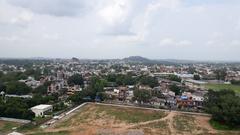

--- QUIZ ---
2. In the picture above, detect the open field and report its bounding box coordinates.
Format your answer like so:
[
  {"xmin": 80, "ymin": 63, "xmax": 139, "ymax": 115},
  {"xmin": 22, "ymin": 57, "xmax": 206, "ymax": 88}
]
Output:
[
  {"xmin": 24, "ymin": 103, "xmax": 240, "ymax": 135},
  {"xmin": 0, "ymin": 120, "xmax": 23, "ymax": 134},
  {"xmin": 205, "ymin": 84, "xmax": 240, "ymax": 93}
]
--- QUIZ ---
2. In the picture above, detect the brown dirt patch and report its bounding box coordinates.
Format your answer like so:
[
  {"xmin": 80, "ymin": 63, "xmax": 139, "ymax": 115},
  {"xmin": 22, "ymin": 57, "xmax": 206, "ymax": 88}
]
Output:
[{"xmin": 29, "ymin": 104, "xmax": 240, "ymax": 135}]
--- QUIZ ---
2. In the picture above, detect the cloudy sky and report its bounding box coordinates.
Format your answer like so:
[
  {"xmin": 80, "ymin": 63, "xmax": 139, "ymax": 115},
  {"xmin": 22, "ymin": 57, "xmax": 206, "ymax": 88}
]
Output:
[{"xmin": 0, "ymin": 0, "xmax": 240, "ymax": 61}]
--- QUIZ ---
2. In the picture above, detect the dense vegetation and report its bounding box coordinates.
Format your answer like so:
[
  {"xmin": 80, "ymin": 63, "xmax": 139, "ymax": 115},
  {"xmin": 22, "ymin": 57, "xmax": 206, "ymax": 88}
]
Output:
[
  {"xmin": 169, "ymin": 84, "xmax": 182, "ymax": 95},
  {"xmin": 204, "ymin": 90, "xmax": 240, "ymax": 128},
  {"xmin": 193, "ymin": 74, "xmax": 200, "ymax": 80},
  {"xmin": 105, "ymin": 74, "xmax": 136, "ymax": 86},
  {"xmin": 133, "ymin": 89, "xmax": 151, "ymax": 103},
  {"xmin": 230, "ymin": 79, "xmax": 240, "ymax": 85},
  {"xmin": 168, "ymin": 75, "xmax": 182, "ymax": 82},
  {"xmin": 67, "ymin": 74, "xmax": 84, "ymax": 86},
  {"xmin": 138, "ymin": 76, "xmax": 159, "ymax": 88},
  {"xmin": 6, "ymin": 81, "xmax": 32, "ymax": 95},
  {"xmin": 214, "ymin": 69, "xmax": 227, "ymax": 81},
  {"xmin": 69, "ymin": 76, "xmax": 107, "ymax": 104},
  {"xmin": 0, "ymin": 94, "xmax": 59, "ymax": 120}
]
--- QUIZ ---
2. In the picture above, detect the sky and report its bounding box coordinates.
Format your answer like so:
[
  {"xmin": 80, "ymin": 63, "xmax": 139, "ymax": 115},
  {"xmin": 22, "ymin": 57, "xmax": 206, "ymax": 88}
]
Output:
[{"xmin": 0, "ymin": 0, "xmax": 240, "ymax": 61}]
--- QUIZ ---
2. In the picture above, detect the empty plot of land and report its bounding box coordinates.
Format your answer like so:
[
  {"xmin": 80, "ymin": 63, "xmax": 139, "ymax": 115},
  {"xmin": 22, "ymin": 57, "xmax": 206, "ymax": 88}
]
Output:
[
  {"xmin": 0, "ymin": 120, "xmax": 23, "ymax": 134},
  {"xmin": 26, "ymin": 103, "xmax": 240, "ymax": 135}
]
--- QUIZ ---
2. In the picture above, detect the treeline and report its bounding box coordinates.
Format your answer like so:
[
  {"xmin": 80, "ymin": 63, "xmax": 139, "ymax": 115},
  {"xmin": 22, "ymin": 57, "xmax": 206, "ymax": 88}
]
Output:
[
  {"xmin": 230, "ymin": 80, "xmax": 240, "ymax": 85},
  {"xmin": 0, "ymin": 59, "xmax": 50, "ymax": 66},
  {"xmin": 104, "ymin": 74, "xmax": 159, "ymax": 88},
  {"xmin": 204, "ymin": 89, "xmax": 240, "ymax": 128},
  {"xmin": 0, "ymin": 94, "xmax": 59, "ymax": 120},
  {"xmin": 68, "ymin": 74, "xmax": 159, "ymax": 104}
]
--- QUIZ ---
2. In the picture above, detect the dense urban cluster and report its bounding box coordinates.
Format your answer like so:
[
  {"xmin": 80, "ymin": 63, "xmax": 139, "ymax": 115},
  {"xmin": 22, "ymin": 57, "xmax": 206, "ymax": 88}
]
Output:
[{"xmin": 0, "ymin": 57, "xmax": 239, "ymax": 128}]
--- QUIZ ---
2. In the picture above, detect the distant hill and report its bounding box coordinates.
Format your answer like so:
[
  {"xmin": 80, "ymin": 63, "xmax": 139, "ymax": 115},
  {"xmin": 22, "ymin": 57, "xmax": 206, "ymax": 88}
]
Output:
[
  {"xmin": 72, "ymin": 57, "xmax": 80, "ymax": 62},
  {"xmin": 122, "ymin": 56, "xmax": 175, "ymax": 65},
  {"xmin": 123, "ymin": 56, "xmax": 150, "ymax": 63}
]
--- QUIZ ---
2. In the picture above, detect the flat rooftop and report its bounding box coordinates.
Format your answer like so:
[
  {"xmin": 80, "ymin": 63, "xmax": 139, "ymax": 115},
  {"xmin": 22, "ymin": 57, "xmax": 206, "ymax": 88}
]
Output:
[{"xmin": 31, "ymin": 104, "xmax": 52, "ymax": 110}]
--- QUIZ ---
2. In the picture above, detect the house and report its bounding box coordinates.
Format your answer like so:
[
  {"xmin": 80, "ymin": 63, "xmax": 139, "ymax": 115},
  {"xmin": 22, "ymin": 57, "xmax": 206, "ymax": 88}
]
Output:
[
  {"xmin": 176, "ymin": 95, "xmax": 193, "ymax": 108},
  {"xmin": 47, "ymin": 81, "xmax": 65, "ymax": 94},
  {"xmin": 31, "ymin": 104, "xmax": 53, "ymax": 117},
  {"xmin": 19, "ymin": 77, "xmax": 41, "ymax": 89},
  {"xmin": 150, "ymin": 97, "xmax": 166, "ymax": 107},
  {"xmin": 67, "ymin": 85, "xmax": 82, "ymax": 95}
]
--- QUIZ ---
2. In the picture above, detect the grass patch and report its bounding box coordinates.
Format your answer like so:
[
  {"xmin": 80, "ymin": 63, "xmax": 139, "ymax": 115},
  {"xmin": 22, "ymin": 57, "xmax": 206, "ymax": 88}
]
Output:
[
  {"xmin": 28, "ymin": 131, "xmax": 69, "ymax": 135},
  {"xmin": 209, "ymin": 119, "xmax": 239, "ymax": 131},
  {"xmin": 205, "ymin": 84, "xmax": 240, "ymax": 93},
  {"xmin": 173, "ymin": 115, "xmax": 195, "ymax": 132},
  {"xmin": 17, "ymin": 117, "xmax": 51, "ymax": 132},
  {"xmin": 0, "ymin": 121, "xmax": 22, "ymax": 134}
]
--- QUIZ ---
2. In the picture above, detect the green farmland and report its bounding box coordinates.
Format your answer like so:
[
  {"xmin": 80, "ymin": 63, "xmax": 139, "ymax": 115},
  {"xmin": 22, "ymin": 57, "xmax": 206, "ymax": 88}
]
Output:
[{"xmin": 205, "ymin": 84, "xmax": 240, "ymax": 93}]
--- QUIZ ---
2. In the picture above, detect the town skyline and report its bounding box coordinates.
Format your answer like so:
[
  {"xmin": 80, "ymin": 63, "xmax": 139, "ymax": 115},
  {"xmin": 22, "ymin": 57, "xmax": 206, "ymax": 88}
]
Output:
[{"xmin": 1, "ymin": 0, "xmax": 240, "ymax": 61}]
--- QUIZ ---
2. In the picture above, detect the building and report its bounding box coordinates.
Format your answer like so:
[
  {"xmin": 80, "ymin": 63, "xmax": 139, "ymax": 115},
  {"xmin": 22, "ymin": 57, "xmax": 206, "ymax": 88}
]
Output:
[
  {"xmin": 184, "ymin": 79, "xmax": 207, "ymax": 90},
  {"xmin": 31, "ymin": 104, "xmax": 53, "ymax": 117}
]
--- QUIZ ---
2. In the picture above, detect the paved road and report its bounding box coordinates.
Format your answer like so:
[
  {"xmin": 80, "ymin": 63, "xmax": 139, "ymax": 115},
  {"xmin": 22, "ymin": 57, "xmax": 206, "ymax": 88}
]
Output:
[{"xmin": 41, "ymin": 103, "xmax": 88, "ymax": 128}]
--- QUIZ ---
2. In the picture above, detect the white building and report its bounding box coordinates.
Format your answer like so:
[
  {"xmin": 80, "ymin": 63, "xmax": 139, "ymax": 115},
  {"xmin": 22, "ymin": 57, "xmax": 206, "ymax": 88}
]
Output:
[{"xmin": 31, "ymin": 104, "xmax": 53, "ymax": 117}]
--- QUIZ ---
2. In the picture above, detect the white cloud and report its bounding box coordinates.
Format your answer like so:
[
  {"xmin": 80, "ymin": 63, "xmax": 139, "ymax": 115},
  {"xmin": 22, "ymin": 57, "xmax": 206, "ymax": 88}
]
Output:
[
  {"xmin": 0, "ymin": 36, "xmax": 22, "ymax": 41},
  {"xmin": 10, "ymin": 11, "xmax": 33, "ymax": 24},
  {"xmin": 176, "ymin": 40, "xmax": 192, "ymax": 47},
  {"xmin": 98, "ymin": 0, "xmax": 131, "ymax": 25},
  {"xmin": 0, "ymin": 0, "xmax": 240, "ymax": 60},
  {"xmin": 42, "ymin": 33, "xmax": 60, "ymax": 40},
  {"xmin": 231, "ymin": 40, "xmax": 240, "ymax": 46},
  {"xmin": 159, "ymin": 38, "xmax": 192, "ymax": 47}
]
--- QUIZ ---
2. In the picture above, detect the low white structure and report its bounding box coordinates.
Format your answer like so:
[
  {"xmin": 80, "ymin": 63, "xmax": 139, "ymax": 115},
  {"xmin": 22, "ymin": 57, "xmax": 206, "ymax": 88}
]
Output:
[
  {"xmin": 31, "ymin": 104, "xmax": 53, "ymax": 117},
  {"xmin": 8, "ymin": 132, "xmax": 24, "ymax": 135}
]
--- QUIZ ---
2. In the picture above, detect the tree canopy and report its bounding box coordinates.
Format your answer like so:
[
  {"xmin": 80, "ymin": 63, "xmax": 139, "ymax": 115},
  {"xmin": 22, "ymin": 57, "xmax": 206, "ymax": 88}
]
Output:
[
  {"xmin": 133, "ymin": 89, "xmax": 152, "ymax": 103},
  {"xmin": 67, "ymin": 74, "xmax": 84, "ymax": 86},
  {"xmin": 6, "ymin": 81, "xmax": 32, "ymax": 95},
  {"xmin": 169, "ymin": 84, "xmax": 182, "ymax": 95},
  {"xmin": 204, "ymin": 89, "xmax": 240, "ymax": 127},
  {"xmin": 139, "ymin": 76, "xmax": 159, "ymax": 88},
  {"xmin": 214, "ymin": 69, "xmax": 227, "ymax": 81},
  {"xmin": 105, "ymin": 74, "xmax": 136, "ymax": 86},
  {"xmin": 168, "ymin": 75, "xmax": 182, "ymax": 82},
  {"xmin": 193, "ymin": 74, "xmax": 200, "ymax": 80}
]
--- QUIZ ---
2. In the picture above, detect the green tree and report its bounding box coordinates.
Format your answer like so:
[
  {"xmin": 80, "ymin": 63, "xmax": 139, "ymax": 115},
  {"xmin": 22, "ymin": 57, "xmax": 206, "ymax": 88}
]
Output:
[
  {"xmin": 193, "ymin": 74, "xmax": 200, "ymax": 80},
  {"xmin": 6, "ymin": 81, "xmax": 32, "ymax": 95},
  {"xmin": 67, "ymin": 74, "xmax": 84, "ymax": 86},
  {"xmin": 25, "ymin": 69, "xmax": 42, "ymax": 80},
  {"xmin": 0, "ymin": 71, "xmax": 3, "ymax": 78},
  {"xmin": 169, "ymin": 84, "xmax": 182, "ymax": 95},
  {"xmin": 204, "ymin": 90, "xmax": 240, "ymax": 127},
  {"xmin": 88, "ymin": 76, "xmax": 106, "ymax": 98},
  {"xmin": 188, "ymin": 67, "xmax": 196, "ymax": 74},
  {"xmin": 0, "ymin": 81, "xmax": 6, "ymax": 91},
  {"xmin": 34, "ymin": 85, "xmax": 47, "ymax": 95},
  {"xmin": 139, "ymin": 76, "xmax": 158, "ymax": 88},
  {"xmin": 133, "ymin": 89, "xmax": 152, "ymax": 103},
  {"xmin": 168, "ymin": 75, "xmax": 181, "ymax": 82},
  {"xmin": 214, "ymin": 69, "xmax": 227, "ymax": 80},
  {"xmin": 230, "ymin": 80, "xmax": 240, "ymax": 85}
]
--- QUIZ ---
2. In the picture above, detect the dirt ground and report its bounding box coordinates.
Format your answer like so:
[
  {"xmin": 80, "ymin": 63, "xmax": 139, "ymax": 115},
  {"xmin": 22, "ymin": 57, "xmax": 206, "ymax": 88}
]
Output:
[
  {"xmin": 0, "ymin": 120, "xmax": 22, "ymax": 135},
  {"xmin": 27, "ymin": 104, "xmax": 240, "ymax": 135}
]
